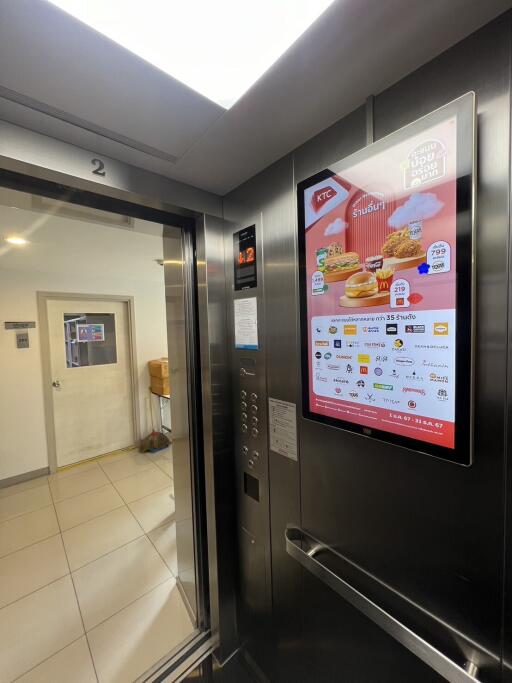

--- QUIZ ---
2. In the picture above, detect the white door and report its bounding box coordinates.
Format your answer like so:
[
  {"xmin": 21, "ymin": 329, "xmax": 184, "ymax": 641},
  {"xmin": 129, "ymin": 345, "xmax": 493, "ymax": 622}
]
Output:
[{"xmin": 46, "ymin": 297, "xmax": 135, "ymax": 467}]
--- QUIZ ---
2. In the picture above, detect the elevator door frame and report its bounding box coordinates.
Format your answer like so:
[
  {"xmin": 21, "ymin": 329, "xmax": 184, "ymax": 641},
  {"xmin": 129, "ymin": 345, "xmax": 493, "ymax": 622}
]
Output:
[{"xmin": 0, "ymin": 166, "xmax": 213, "ymax": 676}]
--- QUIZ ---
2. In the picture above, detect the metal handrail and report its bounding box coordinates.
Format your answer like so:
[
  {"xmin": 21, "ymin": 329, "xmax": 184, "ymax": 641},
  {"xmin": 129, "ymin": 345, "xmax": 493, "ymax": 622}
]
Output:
[{"xmin": 285, "ymin": 527, "xmax": 480, "ymax": 683}]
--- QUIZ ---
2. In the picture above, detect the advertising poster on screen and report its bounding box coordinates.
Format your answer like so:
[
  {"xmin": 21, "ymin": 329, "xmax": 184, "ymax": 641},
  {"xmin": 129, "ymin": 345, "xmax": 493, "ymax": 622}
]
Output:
[{"xmin": 304, "ymin": 117, "xmax": 457, "ymax": 448}]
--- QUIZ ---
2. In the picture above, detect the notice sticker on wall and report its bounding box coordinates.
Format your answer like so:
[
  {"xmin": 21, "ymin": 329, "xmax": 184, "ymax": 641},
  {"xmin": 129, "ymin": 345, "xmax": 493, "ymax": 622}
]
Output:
[
  {"xmin": 234, "ymin": 297, "xmax": 258, "ymax": 350},
  {"xmin": 76, "ymin": 323, "xmax": 105, "ymax": 342},
  {"xmin": 269, "ymin": 397, "xmax": 297, "ymax": 461}
]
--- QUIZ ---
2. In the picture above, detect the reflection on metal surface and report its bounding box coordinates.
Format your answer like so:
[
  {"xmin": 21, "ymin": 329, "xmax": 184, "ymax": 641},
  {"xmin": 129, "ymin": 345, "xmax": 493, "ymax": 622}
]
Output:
[
  {"xmin": 196, "ymin": 214, "xmax": 239, "ymax": 662},
  {"xmin": 464, "ymin": 661, "xmax": 479, "ymax": 678},
  {"xmin": 163, "ymin": 227, "xmax": 197, "ymax": 623},
  {"xmin": 286, "ymin": 527, "xmax": 479, "ymax": 683}
]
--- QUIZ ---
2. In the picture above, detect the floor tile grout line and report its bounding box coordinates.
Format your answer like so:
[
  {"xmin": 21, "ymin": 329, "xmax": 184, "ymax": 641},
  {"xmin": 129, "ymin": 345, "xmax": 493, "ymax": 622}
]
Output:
[
  {"xmin": 0, "ymin": 520, "xmax": 177, "ymax": 611},
  {"xmin": 67, "ymin": 511, "xmax": 174, "ymax": 573},
  {"xmin": 53, "ymin": 486, "xmax": 174, "ymax": 544},
  {"xmin": 126, "ymin": 504, "xmax": 176, "ymax": 535},
  {"xmin": 0, "ymin": 532, "xmax": 60, "ymax": 562},
  {"xmin": 51, "ymin": 450, "xmax": 171, "ymax": 508},
  {"xmin": 50, "ymin": 478, "xmax": 112, "ymax": 504},
  {"xmin": 98, "ymin": 453, "xmax": 154, "ymax": 483},
  {"xmin": 67, "ymin": 513, "xmax": 145, "ymax": 572},
  {"xmin": 70, "ymin": 573, "xmax": 101, "ymax": 683},
  {"xmin": 49, "ymin": 477, "xmax": 101, "ymax": 683},
  {"xmin": 2, "ymin": 451, "xmax": 175, "ymax": 682},
  {"xmin": 0, "ymin": 484, "xmax": 173, "ymax": 559},
  {"xmin": 115, "ymin": 480, "xmax": 173, "ymax": 507},
  {"xmin": 66, "ymin": 505, "xmax": 174, "ymax": 576},
  {"xmin": 153, "ymin": 460, "xmax": 174, "ymax": 480},
  {"xmin": 48, "ymin": 446, "xmax": 139, "ymax": 478},
  {"xmin": 144, "ymin": 524, "xmax": 177, "ymax": 579},
  {"xmin": 91, "ymin": 452, "xmax": 174, "ymax": 492},
  {"xmin": 0, "ymin": 452, "xmax": 171, "ymax": 681},
  {"xmin": 85, "ymin": 572, "xmax": 176, "ymax": 635},
  {"xmin": 128, "ymin": 485, "xmax": 175, "ymax": 506},
  {"xmin": 10, "ymin": 634, "xmax": 89, "ymax": 683},
  {"xmin": 0, "ymin": 516, "xmax": 60, "ymax": 561},
  {"xmin": 53, "ymin": 481, "xmax": 120, "ymax": 508},
  {"xmin": 0, "ymin": 448, "xmax": 172, "ymax": 503},
  {"xmin": 100, "ymin": 463, "xmax": 160, "ymax": 483},
  {"xmin": 0, "ymin": 495, "xmax": 53, "ymax": 525},
  {"xmin": 59, "ymin": 500, "xmax": 125, "ymax": 533},
  {"xmin": 97, "ymin": 447, "xmax": 172, "ymax": 473},
  {"xmin": 53, "ymin": 476, "xmax": 172, "ymax": 534},
  {"xmin": 0, "ymin": 570, "xmax": 71, "ymax": 613},
  {"xmin": 117, "ymin": 466, "xmax": 171, "ymax": 485},
  {"xmin": 48, "ymin": 460, "xmax": 104, "ymax": 480},
  {"xmin": 0, "ymin": 480, "xmax": 50, "ymax": 501},
  {"xmin": 96, "ymin": 451, "xmax": 174, "ymax": 508}
]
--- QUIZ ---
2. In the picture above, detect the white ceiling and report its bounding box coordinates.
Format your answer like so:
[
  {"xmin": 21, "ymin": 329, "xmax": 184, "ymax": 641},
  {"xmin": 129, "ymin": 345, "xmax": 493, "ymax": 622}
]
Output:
[{"xmin": 0, "ymin": 0, "xmax": 511, "ymax": 196}]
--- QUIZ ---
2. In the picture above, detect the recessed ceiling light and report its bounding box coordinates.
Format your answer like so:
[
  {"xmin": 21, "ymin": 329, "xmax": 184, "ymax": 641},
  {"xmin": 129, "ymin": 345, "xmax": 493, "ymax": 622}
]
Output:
[
  {"xmin": 5, "ymin": 236, "xmax": 29, "ymax": 246},
  {"xmin": 47, "ymin": 0, "xmax": 335, "ymax": 108}
]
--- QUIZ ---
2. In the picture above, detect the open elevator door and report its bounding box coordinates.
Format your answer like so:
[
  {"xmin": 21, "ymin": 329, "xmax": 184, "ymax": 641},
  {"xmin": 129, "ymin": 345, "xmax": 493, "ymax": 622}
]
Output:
[{"xmin": 0, "ymin": 166, "xmax": 215, "ymax": 682}]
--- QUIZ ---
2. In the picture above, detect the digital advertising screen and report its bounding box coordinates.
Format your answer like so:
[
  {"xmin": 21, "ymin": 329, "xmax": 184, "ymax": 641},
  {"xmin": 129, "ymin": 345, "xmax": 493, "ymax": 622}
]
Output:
[
  {"xmin": 234, "ymin": 225, "xmax": 257, "ymax": 291},
  {"xmin": 297, "ymin": 94, "xmax": 475, "ymax": 464}
]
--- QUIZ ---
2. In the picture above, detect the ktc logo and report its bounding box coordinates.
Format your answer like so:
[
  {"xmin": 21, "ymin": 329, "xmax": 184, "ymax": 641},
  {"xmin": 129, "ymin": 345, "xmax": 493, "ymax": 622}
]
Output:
[{"xmin": 311, "ymin": 186, "xmax": 337, "ymax": 212}]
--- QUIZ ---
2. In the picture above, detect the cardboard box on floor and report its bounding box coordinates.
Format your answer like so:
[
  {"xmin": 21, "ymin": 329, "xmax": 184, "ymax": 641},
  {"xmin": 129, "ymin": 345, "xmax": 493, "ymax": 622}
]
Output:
[
  {"xmin": 148, "ymin": 358, "xmax": 170, "ymax": 396},
  {"xmin": 151, "ymin": 376, "xmax": 170, "ymax": 396},
  {"xmin": 148, "ymin": 358, "xmax": 169, "ymax": 379}
]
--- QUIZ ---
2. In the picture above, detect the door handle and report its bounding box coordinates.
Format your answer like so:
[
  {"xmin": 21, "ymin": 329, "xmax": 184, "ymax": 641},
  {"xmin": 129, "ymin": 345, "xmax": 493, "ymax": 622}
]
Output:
[
  {"xmin": 52, "ymin": 380, "xmax": 61, "ymax": 388},
  {"xmin": 285, "ymin": 527, "xmax": 480, "ymax": 683}
]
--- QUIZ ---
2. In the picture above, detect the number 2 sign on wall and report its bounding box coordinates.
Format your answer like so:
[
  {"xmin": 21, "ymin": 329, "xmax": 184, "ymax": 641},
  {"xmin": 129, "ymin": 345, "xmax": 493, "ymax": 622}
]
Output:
[{"xmin": 91, "ymin": 158, "xmax": 106, "ymax": 177}]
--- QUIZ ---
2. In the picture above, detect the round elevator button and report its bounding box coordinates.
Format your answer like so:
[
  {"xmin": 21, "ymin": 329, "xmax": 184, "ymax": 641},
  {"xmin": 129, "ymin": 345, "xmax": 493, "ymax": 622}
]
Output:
[
  {"xmin": 251, "ymin": 427, "xmax": 259, "ymax": 438},
  {"xmin": 241, "ymin": 424, "xmax": 248, "ymax": 433},
  {"xmin": 241, "ymin": 390, "xmax": 247, "ymax": 399},
  {"xmin": 241, "ymin": 402, "xmax": 248, "ymax": 411},
  {"xmin": 250, "ymin": 393, "xmax": 258, "ymax": 401},
  {"xmin": 250, "ymin": 404, "xmax": 258, "ymax": 414}
]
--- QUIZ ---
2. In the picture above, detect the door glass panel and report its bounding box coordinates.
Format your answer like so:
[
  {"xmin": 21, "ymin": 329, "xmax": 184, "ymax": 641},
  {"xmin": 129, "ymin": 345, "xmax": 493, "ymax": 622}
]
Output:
[{"xmin": 64, "ymin": 312, "xmax": 117, "ymax": 367}]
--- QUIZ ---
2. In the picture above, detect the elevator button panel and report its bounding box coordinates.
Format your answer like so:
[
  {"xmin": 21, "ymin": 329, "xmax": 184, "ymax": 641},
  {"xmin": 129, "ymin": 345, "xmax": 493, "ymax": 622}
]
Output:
[{"xmin": 237, "ymin": 356, "xmax": 266, "ymax": 479}]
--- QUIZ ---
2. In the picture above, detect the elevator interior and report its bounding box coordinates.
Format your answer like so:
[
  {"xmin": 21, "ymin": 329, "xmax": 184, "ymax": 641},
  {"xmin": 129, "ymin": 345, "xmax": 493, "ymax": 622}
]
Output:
[
  {"xmin": 2, "ymin": 4, "xmax": 512, "ymax": 683},
  {"xmin": 222, "ymin": 11, "xmax": 512, "ymax": 683}
]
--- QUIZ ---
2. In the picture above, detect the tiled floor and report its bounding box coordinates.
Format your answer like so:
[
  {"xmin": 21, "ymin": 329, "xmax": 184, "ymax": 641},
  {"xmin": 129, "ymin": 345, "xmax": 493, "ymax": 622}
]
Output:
[{"xmin": 0, "ymin": 447, "xmax": 195, "ymax": 683}]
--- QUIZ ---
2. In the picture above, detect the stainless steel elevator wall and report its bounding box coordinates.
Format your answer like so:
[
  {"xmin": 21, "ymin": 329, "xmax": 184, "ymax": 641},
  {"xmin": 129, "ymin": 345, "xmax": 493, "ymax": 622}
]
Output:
[{"xmin": 223, "ymin": 11, "xmax": 512, "ymax": 683}]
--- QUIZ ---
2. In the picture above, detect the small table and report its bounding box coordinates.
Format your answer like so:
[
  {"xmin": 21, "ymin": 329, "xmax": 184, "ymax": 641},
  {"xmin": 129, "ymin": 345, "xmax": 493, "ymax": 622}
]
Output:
[{"xmin": 151, "ymin": 390, "xmax": 171, "ymax": 434}]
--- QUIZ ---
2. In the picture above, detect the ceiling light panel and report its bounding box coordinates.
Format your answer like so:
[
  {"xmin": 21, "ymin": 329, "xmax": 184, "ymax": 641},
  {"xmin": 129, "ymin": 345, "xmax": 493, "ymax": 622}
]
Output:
[{"xmin": 47, "ymin": 0, "xmax": 335, "ymax": 108}]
